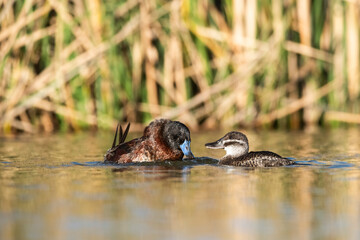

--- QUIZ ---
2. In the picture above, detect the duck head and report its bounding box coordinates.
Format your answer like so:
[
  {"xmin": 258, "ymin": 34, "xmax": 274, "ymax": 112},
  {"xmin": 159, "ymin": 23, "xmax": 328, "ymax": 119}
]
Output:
[
  {"xmin": 163, "ymin": 120, "xmax": 195, "ymax": 159},
  {"xmin": 205, "ymin": 131, "xmax": 249, "ymax": 158}
]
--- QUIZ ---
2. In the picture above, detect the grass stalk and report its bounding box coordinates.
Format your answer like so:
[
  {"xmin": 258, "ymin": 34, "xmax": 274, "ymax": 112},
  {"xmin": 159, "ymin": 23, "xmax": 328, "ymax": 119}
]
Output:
[{"xmin": 1, "ymin": 0, "xmax": 360, "ymax": 134}]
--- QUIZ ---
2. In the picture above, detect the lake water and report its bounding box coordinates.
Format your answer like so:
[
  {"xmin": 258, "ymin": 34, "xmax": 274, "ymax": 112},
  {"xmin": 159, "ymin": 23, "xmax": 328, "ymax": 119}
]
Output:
[{"xmin": 1, "ymin": 129, "xmax": 360, "ymax": 240}]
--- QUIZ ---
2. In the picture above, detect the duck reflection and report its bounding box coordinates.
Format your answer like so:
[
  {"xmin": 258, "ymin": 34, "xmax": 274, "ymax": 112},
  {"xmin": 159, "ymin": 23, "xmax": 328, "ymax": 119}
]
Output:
[{"xmin": 110, "ymin": 157, "xmax": 218, "ymax": 181}]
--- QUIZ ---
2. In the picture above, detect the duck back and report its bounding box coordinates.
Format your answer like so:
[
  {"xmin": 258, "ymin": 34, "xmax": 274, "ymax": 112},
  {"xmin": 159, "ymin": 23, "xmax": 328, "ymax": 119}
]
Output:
[{"xmin": 220, "ymin": 151, "xmax": 294, "ymax": 167}]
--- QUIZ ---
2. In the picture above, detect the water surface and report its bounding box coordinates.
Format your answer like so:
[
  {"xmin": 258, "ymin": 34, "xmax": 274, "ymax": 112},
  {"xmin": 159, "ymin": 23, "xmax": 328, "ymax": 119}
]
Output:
[{"xmin": 1, "ymin": 129, "xmax": 360, "ymax": 240}]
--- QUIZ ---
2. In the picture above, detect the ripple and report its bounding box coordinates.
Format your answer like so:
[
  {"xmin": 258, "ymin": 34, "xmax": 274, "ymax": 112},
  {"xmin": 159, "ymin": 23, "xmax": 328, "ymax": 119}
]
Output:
[
  {"xmin": 71, "ymin": 161, "xmax": 104, "ymax": 167},
  {"xmin": 101, "ymin": 157, "xmax": 219, "ymax": 168},
  {"xmin": 0, "ymin": 160, "xmax": 12, "ymax": 164}
]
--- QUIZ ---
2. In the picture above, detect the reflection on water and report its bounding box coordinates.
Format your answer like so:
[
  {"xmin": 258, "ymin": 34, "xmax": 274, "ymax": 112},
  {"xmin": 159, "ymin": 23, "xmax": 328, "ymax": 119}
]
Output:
[{"xmin": 1, "ymin": 129, "xmax": 360, "ymax": 240}]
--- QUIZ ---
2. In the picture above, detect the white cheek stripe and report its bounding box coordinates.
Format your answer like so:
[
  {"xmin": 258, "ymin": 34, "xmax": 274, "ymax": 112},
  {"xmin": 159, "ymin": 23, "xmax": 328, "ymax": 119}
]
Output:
[
  {"xmin": 222, "ymin": 139, "xmax": 249, "ymax": 157},
  {"xmin": 222, "ymin": 139, "xmax": 247, "ymax": 145}
]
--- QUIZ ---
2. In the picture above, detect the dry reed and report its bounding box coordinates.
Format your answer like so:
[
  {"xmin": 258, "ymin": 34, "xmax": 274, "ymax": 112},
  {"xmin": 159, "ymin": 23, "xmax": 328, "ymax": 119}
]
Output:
[{"xmin": 0, "ymin": 0, "xmax": 360, "ymax": 134}]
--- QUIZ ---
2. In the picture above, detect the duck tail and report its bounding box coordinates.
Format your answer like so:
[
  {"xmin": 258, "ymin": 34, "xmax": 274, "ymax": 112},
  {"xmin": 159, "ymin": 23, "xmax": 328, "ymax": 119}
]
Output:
[
  {"xmin": 112, "ymin": 123, "xmax": 120, "ymax": 148},
  {"xmin": 111, "ymin": 122, "xmax": 131, "ymax": 148},
  {"xmin": 120, "ymin": 123, "xmax": 130, "ymax": 144}
]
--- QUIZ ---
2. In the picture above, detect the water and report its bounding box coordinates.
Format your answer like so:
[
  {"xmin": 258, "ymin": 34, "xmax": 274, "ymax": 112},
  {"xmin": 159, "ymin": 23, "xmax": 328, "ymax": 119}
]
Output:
[{"xmin": 1, "ymin": 129, "xmax": 360, "ymax": 240}]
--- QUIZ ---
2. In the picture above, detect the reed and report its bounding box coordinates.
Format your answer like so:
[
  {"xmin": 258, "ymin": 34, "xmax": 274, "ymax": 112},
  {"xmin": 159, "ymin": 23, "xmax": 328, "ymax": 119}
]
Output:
[{"xmin": 0, "ymin": 0, "xmax": 359, "ymax": 134}]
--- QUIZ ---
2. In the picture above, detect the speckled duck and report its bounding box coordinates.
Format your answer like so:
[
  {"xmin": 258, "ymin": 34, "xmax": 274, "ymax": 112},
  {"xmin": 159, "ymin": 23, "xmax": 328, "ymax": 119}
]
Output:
[{"xmin": 205, "ymin": 131, "xmax": 294, "ymax": 167}]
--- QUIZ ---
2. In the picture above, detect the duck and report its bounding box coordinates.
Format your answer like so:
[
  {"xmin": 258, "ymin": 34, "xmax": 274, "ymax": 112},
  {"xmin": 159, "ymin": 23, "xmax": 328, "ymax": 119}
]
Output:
[
  {"xmin": 205, "ymin": 131, "xmax": 294, "ymax": 167},
  {"xmin": 104, "ymin": 119, "xmax": 195, "ymax": 163}
]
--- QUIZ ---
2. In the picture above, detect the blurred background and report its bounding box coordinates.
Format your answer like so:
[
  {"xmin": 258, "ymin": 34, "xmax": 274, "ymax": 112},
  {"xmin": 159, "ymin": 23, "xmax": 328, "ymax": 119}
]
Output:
[{"xmin": 0, "ymin": 0, "xmax": 359, "ymax": 134}]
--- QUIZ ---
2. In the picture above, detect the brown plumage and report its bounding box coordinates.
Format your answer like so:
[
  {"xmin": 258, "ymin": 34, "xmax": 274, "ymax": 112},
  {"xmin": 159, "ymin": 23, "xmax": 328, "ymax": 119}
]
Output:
[{"xmin": 104, "ymin": 119, "xmax": 194, "ymax": 164}]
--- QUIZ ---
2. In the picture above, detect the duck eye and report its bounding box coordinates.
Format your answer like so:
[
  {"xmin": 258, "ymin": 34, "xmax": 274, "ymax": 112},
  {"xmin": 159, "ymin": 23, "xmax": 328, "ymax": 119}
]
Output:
[{"xmin": 172, "ymin": 135, "xmax": 180, "ymax": 142}]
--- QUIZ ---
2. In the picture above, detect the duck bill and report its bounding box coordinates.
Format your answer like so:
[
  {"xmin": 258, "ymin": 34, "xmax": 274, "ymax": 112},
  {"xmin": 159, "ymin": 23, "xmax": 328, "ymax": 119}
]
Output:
[
  {"xmin": 205, "ymin": 140, "xmax": 224, "ymax": 149},
  {"xmin": 180, "ymin": 140, "xmax": 195, "ymax": 159}
]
